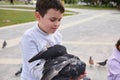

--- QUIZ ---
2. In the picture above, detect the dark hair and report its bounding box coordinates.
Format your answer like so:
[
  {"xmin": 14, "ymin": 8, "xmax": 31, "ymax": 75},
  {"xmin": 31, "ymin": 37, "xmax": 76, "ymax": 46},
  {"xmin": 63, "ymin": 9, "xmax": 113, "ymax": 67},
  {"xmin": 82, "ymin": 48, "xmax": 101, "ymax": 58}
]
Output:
[
  {"xmin": 115, "ymin": 39, "xmax": 120, "ymax": 51},
  {"xmin": 36, "ymin": 0, "xmax": 65, "ymax": 17}
]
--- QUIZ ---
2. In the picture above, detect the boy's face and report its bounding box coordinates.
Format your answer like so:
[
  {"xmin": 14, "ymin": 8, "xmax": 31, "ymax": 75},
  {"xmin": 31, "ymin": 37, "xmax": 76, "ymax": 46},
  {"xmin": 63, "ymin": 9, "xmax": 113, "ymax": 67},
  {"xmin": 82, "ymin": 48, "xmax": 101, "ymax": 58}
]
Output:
[{"xmin": 35, "ymin": 9, "xmax": 63, "ymax": 34}]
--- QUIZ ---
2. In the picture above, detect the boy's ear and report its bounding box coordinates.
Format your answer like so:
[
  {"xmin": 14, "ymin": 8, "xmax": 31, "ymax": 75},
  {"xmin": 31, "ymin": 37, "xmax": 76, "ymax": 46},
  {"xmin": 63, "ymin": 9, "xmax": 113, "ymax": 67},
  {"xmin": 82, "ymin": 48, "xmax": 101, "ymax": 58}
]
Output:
[{"xmin": 35, "ymin": 12, "xmax": 41, "ymax": 20}]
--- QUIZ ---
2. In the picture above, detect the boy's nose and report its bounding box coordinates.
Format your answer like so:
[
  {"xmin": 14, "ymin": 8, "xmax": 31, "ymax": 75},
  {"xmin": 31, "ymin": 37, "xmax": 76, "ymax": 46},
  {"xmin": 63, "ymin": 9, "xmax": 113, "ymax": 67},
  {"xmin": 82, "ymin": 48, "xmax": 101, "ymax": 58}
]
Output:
[{"xmin": 54, "ymin": 21, "xmax": 60, "ymax": 27}]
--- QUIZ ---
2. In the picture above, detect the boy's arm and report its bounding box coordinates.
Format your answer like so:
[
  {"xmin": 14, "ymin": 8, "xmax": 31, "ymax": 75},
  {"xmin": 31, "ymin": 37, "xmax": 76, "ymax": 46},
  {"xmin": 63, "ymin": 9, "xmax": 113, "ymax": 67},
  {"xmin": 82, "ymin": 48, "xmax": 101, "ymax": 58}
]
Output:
[
  {"xmin": 21, "ymin": 34, "xmax": 44, "ymax": 79},
  {"xmin": 108, "ymin": 59, "xmax": 120, "ymax": 80}
]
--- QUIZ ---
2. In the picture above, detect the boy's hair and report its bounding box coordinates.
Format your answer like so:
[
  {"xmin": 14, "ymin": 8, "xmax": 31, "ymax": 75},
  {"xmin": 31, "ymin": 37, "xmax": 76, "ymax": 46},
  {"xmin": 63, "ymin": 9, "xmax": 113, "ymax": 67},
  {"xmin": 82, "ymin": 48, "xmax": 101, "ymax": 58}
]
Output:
[
  {"xmin": 36, "ymin": 0, "xmax": 65, "ymax": 17},
  {"xmin": 116, "ymin": 39, "xmax": 120, "ymax": 51}
]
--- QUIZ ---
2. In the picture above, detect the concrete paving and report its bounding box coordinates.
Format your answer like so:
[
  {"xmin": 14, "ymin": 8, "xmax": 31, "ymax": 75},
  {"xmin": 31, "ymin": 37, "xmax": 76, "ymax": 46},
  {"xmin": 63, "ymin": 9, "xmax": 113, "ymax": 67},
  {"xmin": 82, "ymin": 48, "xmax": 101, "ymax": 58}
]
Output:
[{"xmin": 0, "ymin": 5, "xmax": 120, "ymax": 80}]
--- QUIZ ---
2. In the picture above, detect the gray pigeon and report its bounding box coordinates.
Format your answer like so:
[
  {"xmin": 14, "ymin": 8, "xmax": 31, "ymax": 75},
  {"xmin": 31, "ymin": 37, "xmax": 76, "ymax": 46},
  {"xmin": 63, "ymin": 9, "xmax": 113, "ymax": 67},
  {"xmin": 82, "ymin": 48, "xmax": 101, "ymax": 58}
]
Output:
[
  {"xmin": 41, "ymin": 54, "xmax": 86, "ymax": 80},
  {"xmin": 2, "ymin": 40, "xmax": 7, "ymax": 48},
  {"xmin": 97, "ymin": 59, "xmax": 108, "ymax": 66}
]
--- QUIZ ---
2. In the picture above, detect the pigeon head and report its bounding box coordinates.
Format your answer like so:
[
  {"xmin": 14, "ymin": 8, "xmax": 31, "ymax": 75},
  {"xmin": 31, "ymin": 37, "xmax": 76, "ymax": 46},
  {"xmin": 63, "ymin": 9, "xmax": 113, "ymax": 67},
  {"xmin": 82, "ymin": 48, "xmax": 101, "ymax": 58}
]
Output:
[
  {"xmin": 29, "ymin": 44, "xmax": 68, "ymax": 62},
  {"xmin": 58, "ymin": 60, "xmax": 86, "ymax": 79}
]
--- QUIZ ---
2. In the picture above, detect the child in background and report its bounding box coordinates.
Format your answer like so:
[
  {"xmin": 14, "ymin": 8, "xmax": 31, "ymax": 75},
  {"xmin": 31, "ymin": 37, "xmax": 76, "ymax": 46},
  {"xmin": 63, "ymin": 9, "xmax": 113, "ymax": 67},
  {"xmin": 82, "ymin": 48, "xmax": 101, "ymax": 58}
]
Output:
[{"xmin": 107, "ymin": 39, "xmax": 120, "ymax": 80}]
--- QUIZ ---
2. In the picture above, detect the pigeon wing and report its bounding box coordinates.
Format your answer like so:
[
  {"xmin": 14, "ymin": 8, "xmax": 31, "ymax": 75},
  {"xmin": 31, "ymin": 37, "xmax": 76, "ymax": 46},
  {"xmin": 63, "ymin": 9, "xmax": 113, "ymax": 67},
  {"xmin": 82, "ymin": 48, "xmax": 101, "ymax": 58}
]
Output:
[
  {"xmin": 28, "ymin": 45, "xmax": 67, "ymax": 63},
  {"xmin": 41, "ymin": 58, "xmax": 75, "ymax": 80}
]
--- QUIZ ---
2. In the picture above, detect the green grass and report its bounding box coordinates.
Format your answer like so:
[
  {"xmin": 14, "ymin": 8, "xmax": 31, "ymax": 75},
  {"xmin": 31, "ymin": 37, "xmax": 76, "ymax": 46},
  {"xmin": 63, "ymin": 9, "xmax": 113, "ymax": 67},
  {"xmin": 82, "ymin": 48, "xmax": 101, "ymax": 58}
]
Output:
[
  {"xmin": 65, "ymin": 4, "xmax": 117, "ymax": 10},
  {"xmin": 0, "ymin": 4, "xmax": 117, "ymax": 10},
  {"xmin": 0, "ymin": 6, "xmax": 35, "ymax": 9},
  {"xmin": 0, "ymin": 10, "xmax": 36, "ymax": 27}
]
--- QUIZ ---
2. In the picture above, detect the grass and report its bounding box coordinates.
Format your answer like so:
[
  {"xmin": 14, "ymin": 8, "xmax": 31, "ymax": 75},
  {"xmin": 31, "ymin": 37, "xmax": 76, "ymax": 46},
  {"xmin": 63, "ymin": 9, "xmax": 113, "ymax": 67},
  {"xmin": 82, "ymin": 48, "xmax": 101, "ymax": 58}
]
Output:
[
  {"xmin": 0, "ymin": 10, "xmax": 35, "ymax": 27},
  {"xmin": 0, "ymin": 6, "xmax": 35, "ymax": 9},
  {"xmin": 65, "ymin": 4, "xmax": 118, "ymax": 10}
]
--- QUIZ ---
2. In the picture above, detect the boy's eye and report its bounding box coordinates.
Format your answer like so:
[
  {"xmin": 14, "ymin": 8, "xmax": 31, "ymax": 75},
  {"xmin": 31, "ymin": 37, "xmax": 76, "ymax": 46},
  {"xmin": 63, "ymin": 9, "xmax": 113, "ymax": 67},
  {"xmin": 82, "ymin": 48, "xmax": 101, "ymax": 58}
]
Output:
[
  {"xmin": 58, "ymin": 18, "xmax": 61, "ymax": 21},
  {"xmin": 50, "ymin": 18, "xmax": 62, "ymax": 22},
  {"xmin": 50, "ymin": 19, "xmax": 56, "ymax": 22}
]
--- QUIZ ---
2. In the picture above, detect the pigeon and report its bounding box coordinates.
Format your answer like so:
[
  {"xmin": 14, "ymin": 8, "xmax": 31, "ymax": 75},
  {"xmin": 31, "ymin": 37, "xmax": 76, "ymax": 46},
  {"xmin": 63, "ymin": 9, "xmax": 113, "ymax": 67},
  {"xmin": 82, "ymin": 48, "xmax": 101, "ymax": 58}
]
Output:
[
  {"xmin": 41, "ymin": 54, "xmax": 86, "ymax": 80},
  {"xmin": 28, "ymin": 45, "xmax": 86, "ymax": 80},
  {"xmin": 89, "ymin": 56, "xmax": 94, "ymax": 66},
  {"xmin": 15, "ymin": 67, "xmax": 22, "ymax": 76},
  {"xmin": 2, "ymin": 40, "xmax": 7, "ymax": 48},
  {"xmin": 29, "ymin": 44, "xmax": 68, "ymax": 63},
  {"xmin": 97, "ymin": 59, "xmax": 108, "ymax": 66}
]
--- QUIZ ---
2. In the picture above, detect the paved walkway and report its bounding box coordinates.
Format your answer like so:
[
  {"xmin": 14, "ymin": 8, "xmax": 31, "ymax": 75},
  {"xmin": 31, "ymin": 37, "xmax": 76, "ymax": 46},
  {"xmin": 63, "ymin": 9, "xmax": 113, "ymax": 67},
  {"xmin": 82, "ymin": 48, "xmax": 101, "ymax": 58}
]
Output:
[{"xmin": 0, "ymin": 5, "xmax": 120, "ymax": 80}]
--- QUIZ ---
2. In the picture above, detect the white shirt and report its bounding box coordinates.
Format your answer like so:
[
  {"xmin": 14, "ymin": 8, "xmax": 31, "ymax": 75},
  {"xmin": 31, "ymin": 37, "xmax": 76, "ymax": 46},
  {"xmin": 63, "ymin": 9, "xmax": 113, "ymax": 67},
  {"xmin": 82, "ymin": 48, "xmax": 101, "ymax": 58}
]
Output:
[{"xmin": 20, "ymin": 23, "xmax": 62, "ymax": 80}]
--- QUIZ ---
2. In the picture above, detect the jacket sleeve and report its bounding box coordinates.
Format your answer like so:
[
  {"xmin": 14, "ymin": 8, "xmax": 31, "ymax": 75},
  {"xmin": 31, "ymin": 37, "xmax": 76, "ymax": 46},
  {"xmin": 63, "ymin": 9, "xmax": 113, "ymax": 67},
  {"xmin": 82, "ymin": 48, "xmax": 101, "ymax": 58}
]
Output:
[
  {"xmin": 108, "ymin": 59, "xmax": 120, "ymax": 80},
  {"xmin": 21, "ymin": 34, "xmax": 45, "ymax": 80}
]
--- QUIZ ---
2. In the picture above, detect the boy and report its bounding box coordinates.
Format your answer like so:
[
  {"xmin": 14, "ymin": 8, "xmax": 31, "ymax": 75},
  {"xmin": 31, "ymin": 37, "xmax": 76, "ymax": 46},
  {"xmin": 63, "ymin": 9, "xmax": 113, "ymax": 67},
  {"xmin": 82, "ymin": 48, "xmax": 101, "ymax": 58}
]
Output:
[{"xmin": 20, "ymin": 0, "xmax": 65, "ymax": 80}]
